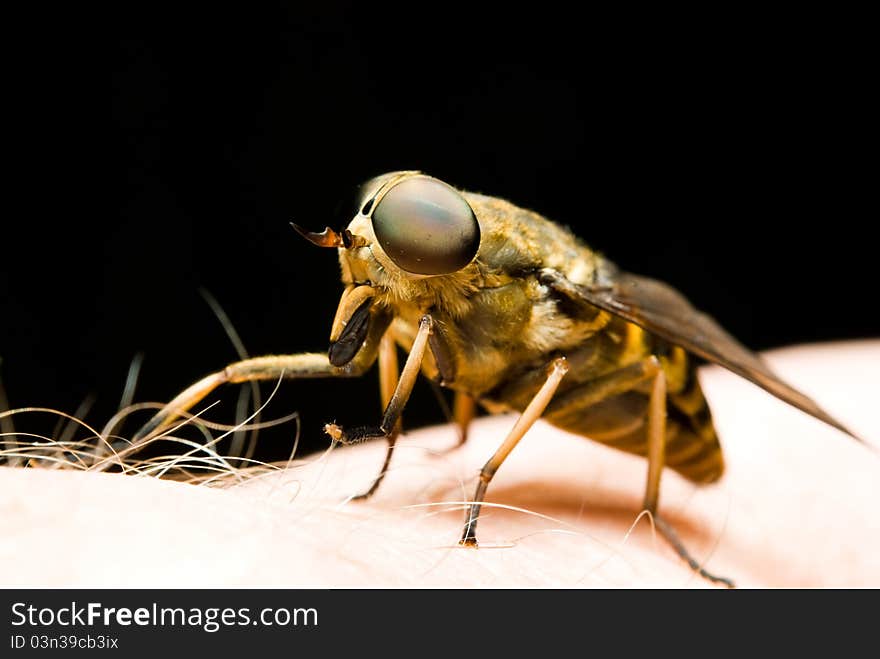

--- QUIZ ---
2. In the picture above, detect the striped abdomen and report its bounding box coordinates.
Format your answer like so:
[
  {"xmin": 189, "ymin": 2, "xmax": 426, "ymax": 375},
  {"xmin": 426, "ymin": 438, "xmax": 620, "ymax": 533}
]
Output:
[{"xmin": 543, "ymin": 320, "xmax": 725, "ymax": 483}]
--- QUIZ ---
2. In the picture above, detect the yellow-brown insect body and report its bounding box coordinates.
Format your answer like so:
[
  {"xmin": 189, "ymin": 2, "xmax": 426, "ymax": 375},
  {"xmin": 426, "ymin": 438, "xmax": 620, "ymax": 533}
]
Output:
[
  {"xmin": 132, "ymin": 170, "xmax": 857, "ymax": 587},
  {"xmin": 133, "ymin": 172, "xmax": 858, "ymax": 586},
  {"xmin": 338, "ymin": 181, "xmax": 723, "ymax": 483}
]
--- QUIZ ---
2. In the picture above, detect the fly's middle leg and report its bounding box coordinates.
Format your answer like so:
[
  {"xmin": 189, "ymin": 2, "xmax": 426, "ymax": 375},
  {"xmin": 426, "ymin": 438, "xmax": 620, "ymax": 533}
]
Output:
[
  {"xmin": 460, "ymin": 357, "xmax": 569, "ymax": 545},
  {"xmin": 451, "ymin": 392, "xmax": 476, "ymax": 448},
  {"xmin": 427, "ymin": 386, "xmax": 475, "ymax": 452}
]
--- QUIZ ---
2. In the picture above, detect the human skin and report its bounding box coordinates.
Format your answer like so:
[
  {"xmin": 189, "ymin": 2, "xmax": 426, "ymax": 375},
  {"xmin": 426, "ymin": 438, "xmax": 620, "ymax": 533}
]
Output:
[{"xmin": 1, "ymin": 340, "xmax": 877, "ymax": 587}]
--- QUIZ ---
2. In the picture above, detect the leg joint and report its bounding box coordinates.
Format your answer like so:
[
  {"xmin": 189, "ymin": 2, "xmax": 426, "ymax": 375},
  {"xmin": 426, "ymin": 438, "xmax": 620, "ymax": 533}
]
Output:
[{"xmin": 644, "ymin": 355, "xmax": 662, "ymax": 375}]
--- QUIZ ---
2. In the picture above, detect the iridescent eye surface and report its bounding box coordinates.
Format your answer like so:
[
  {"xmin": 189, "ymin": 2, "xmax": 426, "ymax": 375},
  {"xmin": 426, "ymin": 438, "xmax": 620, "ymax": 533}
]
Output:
[{"xmin": 371, "ymin": 176, "xmax": 480, "ymax": 275}]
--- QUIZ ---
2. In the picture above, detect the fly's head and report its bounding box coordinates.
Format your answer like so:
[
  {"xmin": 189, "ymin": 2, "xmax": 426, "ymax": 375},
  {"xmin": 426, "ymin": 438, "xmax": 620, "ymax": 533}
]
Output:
[
  {"xmin": 294, "ymin": 171, "xmax": 483, "ymax": 312},
  {"xmin": 293, "ymin": 171, "xmax": 486, "ymax": 366}
]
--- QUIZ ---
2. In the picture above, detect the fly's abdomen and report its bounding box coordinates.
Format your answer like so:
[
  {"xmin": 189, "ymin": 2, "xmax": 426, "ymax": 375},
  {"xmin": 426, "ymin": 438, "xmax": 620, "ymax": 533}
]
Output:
[
  {"xmin": 542, "ymin": 332, "xmax": 725, "ymax": 483},
  {"xmin": 662, "ymin": 345, "xmax": 725, "ymax": 482}
]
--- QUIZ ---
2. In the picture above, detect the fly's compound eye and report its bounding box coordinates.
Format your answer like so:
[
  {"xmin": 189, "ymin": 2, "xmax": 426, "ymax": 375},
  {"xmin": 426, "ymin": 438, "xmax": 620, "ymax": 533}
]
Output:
[{"xmin": 370, "ymin": 176, "xmax": 480, "ymax": 275}]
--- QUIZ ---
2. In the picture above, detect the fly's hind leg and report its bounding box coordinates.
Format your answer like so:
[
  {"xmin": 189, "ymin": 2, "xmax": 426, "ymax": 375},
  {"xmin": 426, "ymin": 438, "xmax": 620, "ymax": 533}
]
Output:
[
  {"xmin": 643, "ymin": 369, "xmax": 735, "ymax": 587},
  {"xmin": 543, "ymin": 356, "xmax": 734, "ymax": 587}
]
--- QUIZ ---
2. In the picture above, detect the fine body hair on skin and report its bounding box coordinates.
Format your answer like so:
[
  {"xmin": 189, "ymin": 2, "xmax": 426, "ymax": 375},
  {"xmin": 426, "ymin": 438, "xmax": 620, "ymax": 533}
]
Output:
[{"xmin": 0, "ymin": 341, "xmax": 878, "ymax": 587}]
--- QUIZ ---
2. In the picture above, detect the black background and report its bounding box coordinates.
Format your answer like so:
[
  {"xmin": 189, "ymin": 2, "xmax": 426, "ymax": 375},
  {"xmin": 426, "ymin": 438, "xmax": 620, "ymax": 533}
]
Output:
[{"xmin": 1, "ymin": 6, "xmax": 875, "ymax": 461}]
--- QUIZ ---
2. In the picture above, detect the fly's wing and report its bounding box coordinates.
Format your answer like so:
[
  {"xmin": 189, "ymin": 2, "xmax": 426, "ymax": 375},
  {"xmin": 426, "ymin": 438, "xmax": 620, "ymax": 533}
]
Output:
[{"xmin": 538, "ymin": 268, "xmax": 860, "ymax": 441}]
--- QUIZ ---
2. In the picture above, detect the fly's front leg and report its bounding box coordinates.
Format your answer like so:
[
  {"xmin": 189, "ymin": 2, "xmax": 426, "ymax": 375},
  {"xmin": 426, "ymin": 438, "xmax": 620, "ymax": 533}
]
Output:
[
  {"xmin": 350, "ymin": 331, "xmax": 401, "ymax": 500},
  {"xmin": 129, "ymin": 354, "xmax": 345, "ymax": 441},
  {"xmin": 93, "ymin": 353, "xmax": 371, "ymax": 471},
  {"xmin": 461, "ymin": 357, "xmax": 569, "ymax": 545},
  {"xmin": 121, "ymin": 301, "xmax": 391, "ymax": 452},
  {"xmin": 324, "ymin": 314, "xmax": 434, "ymax": 446}
]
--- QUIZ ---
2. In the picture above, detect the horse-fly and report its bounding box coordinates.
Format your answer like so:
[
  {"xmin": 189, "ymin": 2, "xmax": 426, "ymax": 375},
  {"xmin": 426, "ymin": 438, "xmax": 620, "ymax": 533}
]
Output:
[{"xmin": 132, "ymin": 171, "xmax": 861, "ymax": 586}]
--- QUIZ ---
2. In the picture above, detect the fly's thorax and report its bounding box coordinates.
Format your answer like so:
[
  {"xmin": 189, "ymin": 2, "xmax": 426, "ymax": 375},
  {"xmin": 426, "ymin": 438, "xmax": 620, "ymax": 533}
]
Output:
[
  {"xmin": 389, "ymin": 274, "xmax": 615, "ymax": 398},
  {"xmin": 462, "ymin": 192, "xmax": 604, "ymax": 288}
]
